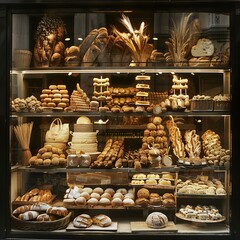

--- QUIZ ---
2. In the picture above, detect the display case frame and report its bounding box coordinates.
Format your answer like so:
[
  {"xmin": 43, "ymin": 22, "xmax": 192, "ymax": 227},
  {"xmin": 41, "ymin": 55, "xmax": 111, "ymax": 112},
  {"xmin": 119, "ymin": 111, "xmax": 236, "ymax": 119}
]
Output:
[{"xmin": 0, "ymin": 1, "xmax": 240, "ymax": 240}]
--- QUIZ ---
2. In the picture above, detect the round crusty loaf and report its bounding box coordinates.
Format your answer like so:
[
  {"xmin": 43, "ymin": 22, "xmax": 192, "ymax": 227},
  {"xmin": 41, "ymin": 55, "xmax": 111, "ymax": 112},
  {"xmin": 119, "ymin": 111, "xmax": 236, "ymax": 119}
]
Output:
[
  {"xmin": 73, "ymin": 214, "xmax": 93, "ymax": 228},
  {"xmin": 146, "ymin": 212, "xmax": 168, "ymax": 229},
  {"xmin": 92, "ymin": 214, "xmax": 112, "ymax": 227}
]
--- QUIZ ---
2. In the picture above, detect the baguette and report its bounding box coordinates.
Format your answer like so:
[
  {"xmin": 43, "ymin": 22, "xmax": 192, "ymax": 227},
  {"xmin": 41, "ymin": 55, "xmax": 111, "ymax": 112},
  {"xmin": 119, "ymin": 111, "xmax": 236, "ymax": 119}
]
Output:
[{"xmin": 12, "ymin": 205, "xmax": 32, "ymax": 215}]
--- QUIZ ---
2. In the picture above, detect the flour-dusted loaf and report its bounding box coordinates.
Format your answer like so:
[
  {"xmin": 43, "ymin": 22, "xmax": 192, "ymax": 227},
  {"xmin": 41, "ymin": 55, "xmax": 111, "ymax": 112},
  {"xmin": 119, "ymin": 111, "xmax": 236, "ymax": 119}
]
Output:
[
  {"xmin": 13, "ymin": 205, "xmax": 32, "ymax": 215},
  {"xmin": 146, "ymin": 212, "xmax": 168, "ymax": 229},
  {"xmin": 46, "ymin": 206, "xmax": 68, "ymax": 217},
  {"xmin": 36, "ymin": 213, "xmax": 56, "ymax": 222},
  {"xmin": 18, "ymin": 211, "xmax": 39, "ymax": 221},
  {"xmin": 92, "ymin": 214, "xmax": 112, "ymax": 227},
  {"xmin": 73, "ymin": 214, "xmax": 93, "ymax": 228}
]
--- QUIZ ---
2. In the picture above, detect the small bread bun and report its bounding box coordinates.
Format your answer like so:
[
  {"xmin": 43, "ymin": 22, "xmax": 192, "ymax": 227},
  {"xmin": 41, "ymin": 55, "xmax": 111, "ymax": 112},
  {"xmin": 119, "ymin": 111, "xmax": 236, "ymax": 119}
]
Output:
[
  {"xmin": 53, "ymin": 93, "xmax": 62, "ymax": 98},
  {"xmin": 61, "ymin": 98, "xmax": 69, "ymax": 103},
  {"xmin": 44, "ymin": 98, "xmax": 52, "ymax": 103},
  {"xmin": 137, "ymin": 188, "xmax": 150, "ymax": 199},
  {"xmin": 75, "ymin": 196, "xmax": 87, "ymax": 206},
  {"xmin": 47, "ymin": 102, "xmax": 56, "ymax": 107},
  {"xmin": 57, "ymin": 102, "xmax": 67, "ymax": 108},
  {"xmin": 82, "ymin": 187, "xmax": 93, "ymax": 194},
  {"xmin": 40, "ymin": 93, "xmax": 48, "ymax": 99},
  {"xmin": 116, "ymin": 188, "xmax": 128, "ymax": 195},
  {"xmin": 49, "ymin": 85, "xmax": 57, "ymax": 90},
  {"xmin": 79, "ymin": 192, "xmax": 90, "ymax": 200},
  {"xmin": 42, "ymin": 89, "xmax": 52, "ymax": 94},
  {"xmin": 87, "ymin": 198, "xmax": 98, "ymax": 207},
  {"xmin": 51, "ymin": 89, "xmax": 60, "ymax": 94},
  {"xmin": 104, "ymin": 188, "xmax": 115, "ymax": 196},
  {"xmin": 113, "ymin": 193, "xmax": 124, "ymax": 200},
  {"xmin": 60, "ymin": 89, "xmax": 68, "ymax": 94},
  {"xmin": 93, "ymin": 187, "xmax": 104, "ymax": 195},
  {"xmin": 123, "ymin": 198, "xmax": 135, "ymax": 206},
  {"xmin": 101, "ymin": 192, "xmax": 111, "ymax": 200},
  {"xmin": 98, "ymin": 197, "xmax": 111, "ymax": 206},
  {"xmin": 90, "ymin": 192, "xmax": 101, "ymax": 200},
  {"xmin": 52, "ymin": 98, "xmax": 61, "ymax": 103},
  {"xmin": 135, "ymin": 198, "xmax": 149, "ymax": 206},
  {"xmin": 57, "ymin": 85, "xmax": 66, "ymax": 90},
  {"xmin": 111, "ymin": 197, "xmax": 123, "ymax": 207}
]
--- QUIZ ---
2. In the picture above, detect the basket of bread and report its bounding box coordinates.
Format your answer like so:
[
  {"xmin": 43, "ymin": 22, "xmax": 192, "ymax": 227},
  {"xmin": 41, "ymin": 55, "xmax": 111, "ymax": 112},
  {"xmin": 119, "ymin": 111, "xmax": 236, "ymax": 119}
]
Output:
[{"xmin": 11, "ymin": 203, "xmax": 71, "ymax": 231}]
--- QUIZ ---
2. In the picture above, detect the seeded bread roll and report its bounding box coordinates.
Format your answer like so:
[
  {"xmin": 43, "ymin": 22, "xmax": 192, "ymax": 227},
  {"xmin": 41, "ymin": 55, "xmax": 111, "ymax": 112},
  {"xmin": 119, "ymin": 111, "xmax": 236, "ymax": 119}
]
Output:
[
  {"xmin": 73, "ymin": 214, "xmax": 93, "ymax": 228},
  {"xmin": 93, "ymin": 214, "xmax": 112, "ymax": 227}
]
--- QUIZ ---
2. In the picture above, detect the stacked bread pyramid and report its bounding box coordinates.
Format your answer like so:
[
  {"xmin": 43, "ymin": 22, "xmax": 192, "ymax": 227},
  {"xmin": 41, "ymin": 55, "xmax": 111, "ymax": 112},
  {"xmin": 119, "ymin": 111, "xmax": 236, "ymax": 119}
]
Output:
[{"xmin": 70, "ymin": 83, "xmax": 91, "ymax": 111}]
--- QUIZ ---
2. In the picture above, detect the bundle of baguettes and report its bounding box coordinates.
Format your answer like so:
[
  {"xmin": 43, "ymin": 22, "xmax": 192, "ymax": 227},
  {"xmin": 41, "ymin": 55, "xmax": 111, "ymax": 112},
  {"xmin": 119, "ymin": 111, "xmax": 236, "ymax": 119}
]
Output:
[{"xmin": 13, "ymin": 122, "xmax": 33, "ymax": 166}]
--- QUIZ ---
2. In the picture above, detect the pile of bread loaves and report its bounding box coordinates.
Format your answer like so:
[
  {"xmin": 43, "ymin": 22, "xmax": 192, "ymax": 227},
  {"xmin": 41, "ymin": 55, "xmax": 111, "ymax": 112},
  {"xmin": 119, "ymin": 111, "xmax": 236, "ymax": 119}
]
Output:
[
  {"xmin": 135, "ymin": 188, "xmax": 175, "ymax": 207},
  {"xmin": 73, "ymin": 213, "xmax": 112, "ymax": 228},
  {"xmin": 14, "ymin": 188, "xmax": 53, "ymax": 202},
  {"xmin": 63, "ymin": 186, "xmax": 135, "ymax": 208},
  {"xmin": 12, "ymin": 202, "xmax": 69, "ymax": 222}
]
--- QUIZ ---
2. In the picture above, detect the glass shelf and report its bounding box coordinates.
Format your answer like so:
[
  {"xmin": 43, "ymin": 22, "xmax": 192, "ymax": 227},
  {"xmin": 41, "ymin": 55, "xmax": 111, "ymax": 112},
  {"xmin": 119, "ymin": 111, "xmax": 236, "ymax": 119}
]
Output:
[
  {"xmin": 11, "ymin": 67, "xmax": 230, "ymax": 75},
  {"xmin": 10, "ymin": 111, "xmax": 231, "ymax": 118}
]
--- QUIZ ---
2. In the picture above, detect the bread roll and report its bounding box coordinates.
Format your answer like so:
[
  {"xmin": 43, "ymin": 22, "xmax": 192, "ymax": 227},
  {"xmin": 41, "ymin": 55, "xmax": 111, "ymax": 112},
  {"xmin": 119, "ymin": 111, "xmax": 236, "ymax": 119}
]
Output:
[
  {"xmin": 137, "ymin": 188, "xmax": 150, "ymax": 199},
  {"xmin": 93, "ymin": 214, "xmax": 112, "ymax": 227},
  {"xmin": 87, "ymin": 198, "xmax": 99, "ymax": 207},
  {"xmin": 92, "ymin": 187, "xmax": 104, "ymax": 195},
  {"xmin": 98, "ymin": 197, "xmax": 111, "ymax": 206},
  {"xmin": 73, "ymin": 214, "xmax": 93, "ymax": 228},
  {"xmin": 75, "ymin": 197, "xmax": 87, "ymax": 206},
  {"xmin": 111, "ymin": 197, "xmax": 123, "ymax": 207},
  {"xmin": 104, "ymin": 188, "xmax": 115, "ymax": 196}
]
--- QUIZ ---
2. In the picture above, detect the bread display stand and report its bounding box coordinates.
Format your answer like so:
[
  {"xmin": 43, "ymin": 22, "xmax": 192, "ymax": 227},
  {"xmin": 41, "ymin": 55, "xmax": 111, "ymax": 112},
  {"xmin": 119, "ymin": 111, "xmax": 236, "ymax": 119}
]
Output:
[
  {"xmin": 130, "ymin": 221, "xmax": 178, "ymax": 232},
  {"xmin": 66, "ymin": 221, "xmax": 118, "ymax": 231},
  {"xmin": 175, "ymin": 213, "xmax": 226, "ymax": 224}
]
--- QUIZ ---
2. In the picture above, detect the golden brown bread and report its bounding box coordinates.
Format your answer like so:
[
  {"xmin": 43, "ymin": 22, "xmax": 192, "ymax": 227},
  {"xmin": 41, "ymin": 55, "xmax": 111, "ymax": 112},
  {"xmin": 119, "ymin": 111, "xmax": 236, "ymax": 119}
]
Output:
[
  {"xmin": 92, "ymin": 214, "xmax": 112, "ymax": 227},
  {"xmin": 73, "ymin": 214, "xmax": 93, "ymax": 228},
  {"xmin": 46, "ymin": 206, "xmax": 68, "ymax": 217}
]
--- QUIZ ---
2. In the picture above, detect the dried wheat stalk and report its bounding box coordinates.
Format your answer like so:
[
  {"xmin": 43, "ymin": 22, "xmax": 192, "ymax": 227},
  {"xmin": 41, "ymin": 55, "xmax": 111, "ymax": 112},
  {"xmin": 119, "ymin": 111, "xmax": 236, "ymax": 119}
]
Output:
[
  {"xmin": 112, "ymin": 14, "xmax": 154, "ymax": 66},
  {"xmin": 14, "ymin": 122, "xmax": 33, "ymax": 165},
  {"xmin": 165, "ymin": 13, "xmax": 199, "ymax": 66}
]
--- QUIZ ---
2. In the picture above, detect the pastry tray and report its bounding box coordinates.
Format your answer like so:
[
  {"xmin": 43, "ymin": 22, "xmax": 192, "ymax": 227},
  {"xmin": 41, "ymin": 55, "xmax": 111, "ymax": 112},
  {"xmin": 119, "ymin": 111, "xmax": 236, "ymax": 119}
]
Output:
[
  {"xmin": 176, "ymin": 213, "xmax": 225, "ymax": 223},
  {"xmin": 66, "ymin": 222, "xmax": 118, "ymax": 231},
  {"xmin": 130, "ymin": 221, "xmax": 177, "ymax": 232}
]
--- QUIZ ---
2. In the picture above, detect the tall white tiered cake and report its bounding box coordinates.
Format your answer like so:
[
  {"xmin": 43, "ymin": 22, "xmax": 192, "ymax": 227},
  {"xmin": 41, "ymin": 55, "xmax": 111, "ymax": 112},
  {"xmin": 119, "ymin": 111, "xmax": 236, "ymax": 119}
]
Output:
[{"xmin": 69, "ymin": 116, "xmax": 98, "ymax": 154}]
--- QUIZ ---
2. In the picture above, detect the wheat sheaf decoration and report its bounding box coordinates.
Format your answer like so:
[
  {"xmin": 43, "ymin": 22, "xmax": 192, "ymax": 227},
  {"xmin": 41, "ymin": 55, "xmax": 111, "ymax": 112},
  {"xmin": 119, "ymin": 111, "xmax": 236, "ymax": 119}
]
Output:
[
  {"xmin": 112, "ymin": 14, "xmax": 154, "ymax": 66},
  {"xmin": 165, "ymin": 13, "xmax": 200, "ymax": 66}
]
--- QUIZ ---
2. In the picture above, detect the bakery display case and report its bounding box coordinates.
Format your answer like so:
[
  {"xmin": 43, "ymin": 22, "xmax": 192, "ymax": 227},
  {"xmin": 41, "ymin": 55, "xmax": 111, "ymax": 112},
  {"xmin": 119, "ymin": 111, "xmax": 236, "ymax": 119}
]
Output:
[{"xmin": 1, "ymin": 1, "xmax": 239, "ymax": 239}]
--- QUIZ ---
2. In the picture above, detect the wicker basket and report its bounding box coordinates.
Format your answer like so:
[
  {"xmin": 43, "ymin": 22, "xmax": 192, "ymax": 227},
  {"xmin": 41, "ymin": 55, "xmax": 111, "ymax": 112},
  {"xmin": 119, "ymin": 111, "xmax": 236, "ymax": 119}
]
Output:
[
  {"xmin": 74, "ymin": 123, "xmax": 93, "ymax": 132},
  {"xmin": 13, "ymin": 50, "xmax": 32, "ymax": 68},
  {"xmin": 11, "ymin": 212, "xmax": 71, "ymax": 231},
  {"xmin": 190, "ymin": 100, "xmax": 213, "ymax": 111},
  {"xmin": 214, "ymin": 101, "xmax": 230, "ymax": 111}
]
